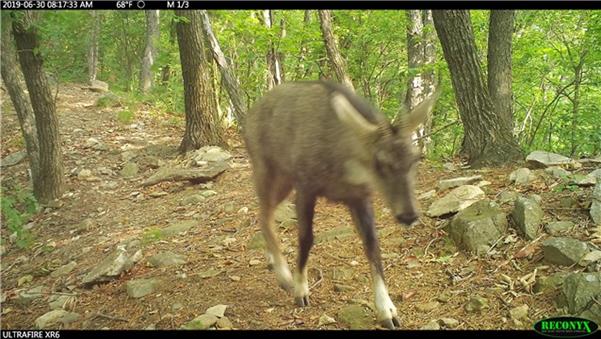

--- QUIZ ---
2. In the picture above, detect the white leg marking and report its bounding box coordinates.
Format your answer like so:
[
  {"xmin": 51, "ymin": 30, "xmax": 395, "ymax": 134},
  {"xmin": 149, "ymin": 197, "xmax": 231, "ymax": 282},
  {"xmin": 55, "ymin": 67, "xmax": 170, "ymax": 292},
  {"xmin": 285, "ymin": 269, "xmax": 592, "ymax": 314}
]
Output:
[
  {"xmin": 271, "ymin": 253, "xmax": 293, "ymax": 291},
  {"xmin": 294, "ymin": 266, "xmax": 309, "ymax": 299},
  {"xmin": 373, "ymin": 273, "xmax": 398, "ymax": 322}
]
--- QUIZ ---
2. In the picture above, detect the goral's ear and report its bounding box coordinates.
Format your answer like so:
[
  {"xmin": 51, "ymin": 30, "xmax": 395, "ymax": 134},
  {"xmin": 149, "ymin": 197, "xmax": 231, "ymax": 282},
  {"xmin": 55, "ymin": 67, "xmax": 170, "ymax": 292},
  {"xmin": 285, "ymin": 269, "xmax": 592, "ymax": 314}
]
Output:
[
  {"xmin": 332, "ymin": 92, "xmax": 379, "ymax": 137},
  {"xmin": 401, "ymin": 86, "xmax": 442, "ymax": 133}
]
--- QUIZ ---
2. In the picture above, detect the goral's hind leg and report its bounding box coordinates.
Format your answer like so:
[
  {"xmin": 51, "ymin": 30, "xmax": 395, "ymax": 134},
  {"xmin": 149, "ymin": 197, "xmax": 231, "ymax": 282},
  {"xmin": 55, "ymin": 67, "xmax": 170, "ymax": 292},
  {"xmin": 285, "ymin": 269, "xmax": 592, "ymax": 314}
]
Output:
[{"xmin": 292, "ymin": 190, "xmax": 316, "ymax": 307}]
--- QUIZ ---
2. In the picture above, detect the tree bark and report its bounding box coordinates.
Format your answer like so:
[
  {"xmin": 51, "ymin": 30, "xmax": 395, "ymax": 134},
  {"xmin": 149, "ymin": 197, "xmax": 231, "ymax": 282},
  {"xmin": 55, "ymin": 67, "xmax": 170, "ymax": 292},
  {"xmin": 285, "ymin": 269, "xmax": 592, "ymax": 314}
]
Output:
[
  {"xmin": 140, "ymin": 10, "xmax": 160, "ymax": 93},
  {"xmin": 432, "ymin": 10, "xmax": 522, "ymax": 167},
  {"xmin": 12, "ymin": 11, "xmax": 64, "ymax": 203},
  {"xmin": 1, "ymin": 14, "xmax": 40, "ymax": 192},
  {"xmin": 293, "ymin": 10, "xmax": 313, "ymax": 80},
  {"xmin": 318, "ymin": 10, "xmax": 354, "ymax": 90},
  {"xmin": 399, "ymin": 10, "xmax": 438, "ymax": 153},
  {"xmin": 487, "ymin": 10, "xmax": 515, "ymax": 134},
  {"xmin": 263, "ymin": 10, "xmax": 283, "ymax": 90},
  {"xmin": 199, "ymin": 10, "xmax": 246, "ymax": 125},
  {"xmin": 175, "ymin": 10, "xmax": 225, "ymax": 153},
  {"xmin": 87, "ymin": 10, "xmax": 100, "ymax": 83}
]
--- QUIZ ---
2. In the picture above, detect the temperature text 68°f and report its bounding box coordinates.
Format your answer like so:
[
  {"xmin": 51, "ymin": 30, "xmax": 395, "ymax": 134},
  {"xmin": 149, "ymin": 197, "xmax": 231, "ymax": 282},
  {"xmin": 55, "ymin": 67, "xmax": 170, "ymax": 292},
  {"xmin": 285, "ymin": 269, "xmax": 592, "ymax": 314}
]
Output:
[{"xmin": 167, "ymin": 1, "xmax": 189, "ymax": 9}]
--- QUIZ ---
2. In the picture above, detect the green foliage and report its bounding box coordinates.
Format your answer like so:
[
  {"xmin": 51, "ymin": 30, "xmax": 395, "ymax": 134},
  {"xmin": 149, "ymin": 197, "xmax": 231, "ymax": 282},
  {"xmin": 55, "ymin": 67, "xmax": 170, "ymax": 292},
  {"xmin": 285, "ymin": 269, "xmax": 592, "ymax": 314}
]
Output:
[
  {"xmin": 0, "ymin": 184, "xmax": 38, "ymax": 249},
  {"xmin": 116, "ymin": 109, "xmax": 135, "ymax": 124},
  {"xmin": 32, "ymin": 9, "xmax": 600, "ymax": 160},
  {"xmin": 141, "ymin": 227, "xmax": 164, "ymax": 244}
]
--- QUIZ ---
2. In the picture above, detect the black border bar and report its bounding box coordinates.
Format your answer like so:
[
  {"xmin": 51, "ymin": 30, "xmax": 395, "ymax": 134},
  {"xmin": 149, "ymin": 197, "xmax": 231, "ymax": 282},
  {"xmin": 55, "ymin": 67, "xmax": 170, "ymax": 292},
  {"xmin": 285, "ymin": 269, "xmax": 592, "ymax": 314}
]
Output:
[{"xmin": 1, "ymin": 0, "xmax": 600, "ymax": 10}]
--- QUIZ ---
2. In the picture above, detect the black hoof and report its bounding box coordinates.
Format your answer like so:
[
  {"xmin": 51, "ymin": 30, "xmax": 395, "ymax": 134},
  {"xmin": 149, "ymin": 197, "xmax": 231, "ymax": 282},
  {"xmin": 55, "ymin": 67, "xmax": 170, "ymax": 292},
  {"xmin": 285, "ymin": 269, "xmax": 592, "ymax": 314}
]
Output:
[
  {"xmin": 294, "ymin": 295, "xmax": 310, "ymax": 307},
  {"xmin": 267, "ymin": 263, "xmax": 274, "ymax": 271},
  {"xmin": 379, "ymin": 316, "xmax": 401, "ymax": 329}
]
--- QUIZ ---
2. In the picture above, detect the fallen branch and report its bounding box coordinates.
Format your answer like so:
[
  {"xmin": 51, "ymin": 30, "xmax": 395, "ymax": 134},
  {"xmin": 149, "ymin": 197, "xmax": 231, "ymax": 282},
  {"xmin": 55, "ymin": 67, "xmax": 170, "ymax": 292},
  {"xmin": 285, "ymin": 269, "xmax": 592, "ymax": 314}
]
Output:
[
  {"xmin": 92, "ymin": 313, "xmax": 129, "ymax": 322},
  {"xmin": 140, "ymin": 162, "xmax": 229, "ymax": 187}
]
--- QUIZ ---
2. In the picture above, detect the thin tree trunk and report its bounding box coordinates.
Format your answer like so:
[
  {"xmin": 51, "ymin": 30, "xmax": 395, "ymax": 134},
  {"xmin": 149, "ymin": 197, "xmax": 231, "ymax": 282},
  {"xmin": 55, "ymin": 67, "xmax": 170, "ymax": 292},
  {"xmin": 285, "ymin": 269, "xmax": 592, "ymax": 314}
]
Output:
[
  {"xmin": 294, "ymin": 10, "xmax": 313, "ymax": 80},
  {"xmin": 175, "ymin": 10, "xmax": 225, "ymax": 153},
  {"xmin": 487, "ymin": 10, "xmax": 515, "ymax": 134},
  {"xmin": 318, "ymin": 10, "xmax": 354, "ymax": 90},
  {"xmin": 87, "ymin": 10, "xmax": 100, "ymax": 83},
  {"xmin": 263, "ymin": 10, "xmax": 283, "ymax": 90},
  {"xmin": 570, "ymin": 58, "xmax": 585, "ymax": 156},
  {"xmin": 432, "ymin": 10, "xmax": 522, "ymax": 167},
  {"xmin": 1, "ymin": 15, "xmax": 40, "ymax": 192},
  {"xmin": 12, "ymin": 11, "xmax": 64, "ymax": 203},
  {"xmin": 140, "ymin": 10, "xmax": 160, "ymax": 93},
  {"xmin": 199, "ymin": 10, "xmax": 246, "ymax": 125},
  {"xmin": 398, "ymin": 10, "xmax": 437, "ymax": 153}
]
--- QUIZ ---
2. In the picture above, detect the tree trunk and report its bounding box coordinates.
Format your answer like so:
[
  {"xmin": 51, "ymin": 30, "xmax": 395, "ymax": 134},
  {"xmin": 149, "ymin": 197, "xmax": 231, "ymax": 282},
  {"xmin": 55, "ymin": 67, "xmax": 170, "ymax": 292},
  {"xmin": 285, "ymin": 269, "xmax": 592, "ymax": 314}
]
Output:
[
  {"xmin": 199, "ymin": 10, "xmax": 246, "ymax": 125},
  {"xmin": 12, "ymin": 11, "xmax": 64, "ymax": 203},
  {"xmin": 570, "ymin": 57, "xmax": 585, "ymax": 156},
  {"xmin": 175, "ymin": 10, "xmax": 225, "ymax": 153},
  {"xmin": 87, "ymin": 10, "xmax": 100, "ymax": 83},
  {"xmin": 318, "ymin": 10, "xmax": 354, "ymax": 90},
  {"xmin": 399, "ymin": 10, "xmax": 438, "ymax": 153},
  {"xmin": 140, "ymin": 10, "xmax": 160, "ymax": 93},
  {"xmin": 432, "ymin": 10, "xmax": 522, "ymax": 167},
  {"xmin": 1, "ymin": 14, "xmax": 40, "ymax": 192},
  {"xmin": 487, "ymin": 10, "xmax": 515, "ymax": 134},
  {"xmin": 263, "ymin": 10, "xmax": 283, "ymax": 90},
  {"xmin": 293, "ymin": 10, "xmax": 313, "ymax": 80}
]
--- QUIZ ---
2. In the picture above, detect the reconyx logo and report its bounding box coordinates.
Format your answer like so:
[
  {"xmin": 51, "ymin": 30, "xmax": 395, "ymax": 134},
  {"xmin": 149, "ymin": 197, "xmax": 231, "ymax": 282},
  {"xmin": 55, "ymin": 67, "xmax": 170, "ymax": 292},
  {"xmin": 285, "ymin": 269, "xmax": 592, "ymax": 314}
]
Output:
[{"xmin": 534, "ymin": 317, "xmax": 598, "ymax": 338}]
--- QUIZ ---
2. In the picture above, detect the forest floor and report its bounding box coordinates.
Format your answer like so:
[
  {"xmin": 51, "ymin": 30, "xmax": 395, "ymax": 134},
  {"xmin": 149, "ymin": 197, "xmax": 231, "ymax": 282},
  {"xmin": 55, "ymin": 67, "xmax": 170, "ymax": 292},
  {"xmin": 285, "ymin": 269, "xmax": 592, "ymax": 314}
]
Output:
[{"xmin": 0, "ymin": 83, "xmax": 597, "ymax": 330}]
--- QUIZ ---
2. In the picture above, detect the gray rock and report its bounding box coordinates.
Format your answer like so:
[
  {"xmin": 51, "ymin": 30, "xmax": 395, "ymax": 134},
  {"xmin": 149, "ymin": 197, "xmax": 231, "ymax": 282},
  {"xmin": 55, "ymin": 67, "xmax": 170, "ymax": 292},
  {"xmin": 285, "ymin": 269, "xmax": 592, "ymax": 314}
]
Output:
[
  {"xmin": 275, "ymin": 202, "xmax": 297, "ymax": 223},
  {"xmin": 465, "ymin": 295, "xmax": 488, "ymax": 313},
  {"xmin": 318, "ymin": 314, "xmax": 337, "ymax": 327},
  {"xmin": 162, "ymin": 220, "xmax": 196, "ymax": 236},
  {"xmin": 77, "ymin": 169, "xmax": 92, "ymax": 178},
  {"xmin": 448, "ymin": 200, "xmax": 508, "ymax": 255},
  {"xmin": 421, "ymin": 320, "xmax": 441, "ymax": 330},
  {"xmin": 82, "ymin": 245, "xmax": 142, "ymax": 285},
  {"xmin": 511, "ymin": 197, "xmax": 543, "ymax": 240},
  {"xmin": 121, "ymin": 151, "xmax": 137, "ymax": 163},
  {"xmin": 545, "ymin": 221, "xmax": 575, "ymax": 235},
  {"xmin": 17, "ymin": 286, "xmax": 45, "ymax": 305},
  {"xmin": 190, "ymin": 146, "xmax": 232, "ymax": 165},
  {"xmin": 509, "ymin": 168, "xmax": 535, "ymax": 185},
  {"xmin": 148, "ymin": 252, "xmax": 187, "ymax": 267},
  {"xmin": 338, "ymin": 305, "xmax": 372, "ymax": 329},
  {"xmin": 182, "ymin": 314, "xmax": 218, "ymax": 330},
  {"xmin": 206, "ymin": 304, "xmax": 228, "ymax": 318},
  {"xmin": 534, "ymin": 272, "xmax": 569, "ymax": 293},
  {"xmin": 49, "ymin": 295, "xmax": 75, "ymax": 310},
  {"xmin": 50, "ymin": 261, "xmax": 77, "ymax": 278},
  {"xmin": 248, "ymin": 232, "xmax": 266, "ymax": 250},
  {"xmin": 200, "ymin": 190, "xmax": 218, "ymax": 198},
  {"xmin": 573, "ymin": 169, "xmax": 601, "ymax": 186},
  {"xmin": 35, "ymin": 310, "xmax": 80, "ymax": 329},
  {"xmin": 89, "ymin": 79, "xmax": 109, "ymax": 93},
  {"xmin": 120, "ymin": 162, "xmax": 139, "ymax": 178},
  {"xmin": 560, "ymin": 272, "xmax": 601, "ymax": 322},
  {"xmin": 126, "ymin": 278, "xmax": 159, "ymax": 298},
  {"xmin": 180, "ymin": 194, "xmax": 205, "ymax": 206},
  {"xmin": 416, "ymin": 301, "xmax": 440, "ymax": 312},
  {"xmin": 591, "ymin": 182, "xmax": 601, "ymax": 225},
  {"xmin": 498, "ymin": 191, "xmax": 519, "ymax": 204},
  {"xmin": 439, "ymin": 317, "xmax": 459, "ymax": 328},
  {"xmin": 545, "ymin": 166, "xmax": 571, "ymax": 180},
  {"xmin": 542, "ymin": 237, "xmax": 590, "ymax": 266},
  {"xmin": 215, "ymin": 316, "xmax": 233, "ymax": 329},
  {"xmin": 509, "ymin": 305, "xmax": 529, "ymax": 321},
  {"xmin": 526, "ymin": 151, "xmax": 573, "ymax": 168},
  {"xmin": 1, "ymin": 150, "xmax": 27, "ymax": 167},
  {"xmin": 528, "ymin": 194, "xmax": 543, "ymax": 204},
  {"xmin": 316, "ymin": 226, "xmax": 354, "ymax": 244},
  {"xmin": 579, "ymin": 250, "xmax": 601, "ymax": 267},
  {"xmin": 417, "ymin": 190, "xmax": 436, "ymax": 200},
  {"xmin": 427, "ymin": 185, "xmax": 486, "ymax": 218},
  {"xmin": 437, "ymin": 175, "xmax": 483, "ymax": 191}
]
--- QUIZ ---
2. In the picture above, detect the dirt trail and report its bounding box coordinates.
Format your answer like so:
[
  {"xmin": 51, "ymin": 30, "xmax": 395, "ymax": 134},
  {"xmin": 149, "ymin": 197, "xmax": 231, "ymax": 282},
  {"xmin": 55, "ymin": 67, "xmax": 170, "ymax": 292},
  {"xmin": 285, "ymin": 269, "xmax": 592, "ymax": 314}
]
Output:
[{"xmin": 0, "ymin": 84, "xmax": 588, "ymax": 329}]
